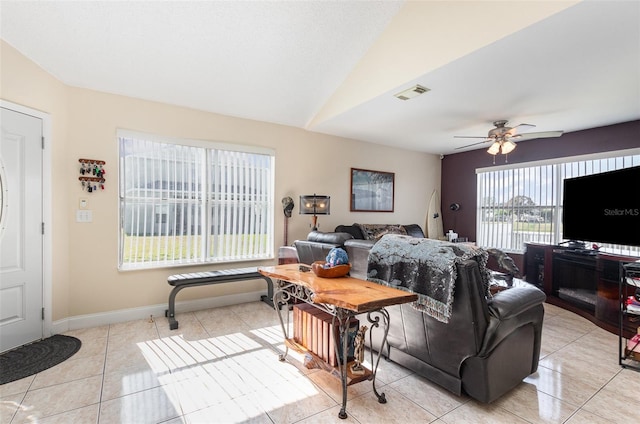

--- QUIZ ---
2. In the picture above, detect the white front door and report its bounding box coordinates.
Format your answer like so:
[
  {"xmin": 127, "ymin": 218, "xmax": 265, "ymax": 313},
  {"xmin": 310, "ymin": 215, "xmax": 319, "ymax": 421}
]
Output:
[{"xmin": 0, "ymin": 107, "xmax": 44, "ymax": 353}]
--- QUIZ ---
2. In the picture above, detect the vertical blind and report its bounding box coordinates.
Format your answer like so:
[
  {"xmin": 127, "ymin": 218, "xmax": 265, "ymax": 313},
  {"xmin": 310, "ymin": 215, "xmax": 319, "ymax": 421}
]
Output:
[
  {"xmin": 477, "ymin": 151, "xmax": 640, "ymax": 255},
  {"xmin": 118, "ymin": 133, "xmax": 274, "ymax": 270}
]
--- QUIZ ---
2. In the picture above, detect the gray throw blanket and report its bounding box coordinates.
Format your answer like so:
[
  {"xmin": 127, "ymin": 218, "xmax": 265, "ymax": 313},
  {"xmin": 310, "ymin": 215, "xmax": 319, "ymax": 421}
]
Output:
[{"xmin": 367, "ymin": 235, "xmax": 491, "ymax": 323}]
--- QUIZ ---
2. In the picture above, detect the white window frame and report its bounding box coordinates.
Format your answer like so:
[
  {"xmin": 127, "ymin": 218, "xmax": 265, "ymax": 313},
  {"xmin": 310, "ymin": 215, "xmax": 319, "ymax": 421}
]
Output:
[
  {"xmin": 476, "ymin": 148, "xmax": 640, "ymax": 256},
  {"xmin": 118, "ymin": 130, "xmax": 275, "ymax": 270}
]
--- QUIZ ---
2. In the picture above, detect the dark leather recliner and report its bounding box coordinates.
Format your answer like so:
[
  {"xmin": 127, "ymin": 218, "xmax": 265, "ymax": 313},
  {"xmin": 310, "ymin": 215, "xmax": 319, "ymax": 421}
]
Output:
[
  {"xmin": 351, "ymin": 259, "xmax": 545, "ymax": 403},
  {"xmin": 292, "ymin": 226, "xmax": 546, "ymax": 403}
]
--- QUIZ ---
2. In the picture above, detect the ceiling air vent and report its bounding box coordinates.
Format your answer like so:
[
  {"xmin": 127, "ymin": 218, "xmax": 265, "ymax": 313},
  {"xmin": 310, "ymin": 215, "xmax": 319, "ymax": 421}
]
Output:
[{"xmin": 394, "ymin": 84, "xmax": 430, "ymax": 101}]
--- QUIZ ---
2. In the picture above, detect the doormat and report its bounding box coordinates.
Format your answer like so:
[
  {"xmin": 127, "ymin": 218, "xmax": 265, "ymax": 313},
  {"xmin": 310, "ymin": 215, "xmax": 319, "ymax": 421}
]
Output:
[{"xmin": 0, "ymin": 335, "xmax": 82, "ymax": 385}]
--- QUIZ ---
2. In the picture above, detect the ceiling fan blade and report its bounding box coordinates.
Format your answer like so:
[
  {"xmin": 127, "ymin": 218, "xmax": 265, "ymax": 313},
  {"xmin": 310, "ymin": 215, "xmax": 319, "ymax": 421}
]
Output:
[
  {"xmin": 453, "ymin": 135, "xmax": 489, "ymax": 139},
  {"xmin": 506, "ymin": 123, "xmax": 535, "ymax": 136},
  {"xmin": 455, "ymin": 139, "xmax": 491, "ymax": 149},
  {"xmin": 517, "ymin": 130, "xmax": 564, "ymax": 140},
  {"xmin": 511, "ymin": 123, "xmax": 536, "ymax": 131}
]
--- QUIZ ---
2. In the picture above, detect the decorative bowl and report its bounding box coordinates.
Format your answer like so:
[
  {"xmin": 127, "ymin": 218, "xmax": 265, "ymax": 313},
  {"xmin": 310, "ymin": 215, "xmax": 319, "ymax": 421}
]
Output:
[{"xmin": 311, "ymin": 261, "xmax": 351, "ymax": 278}]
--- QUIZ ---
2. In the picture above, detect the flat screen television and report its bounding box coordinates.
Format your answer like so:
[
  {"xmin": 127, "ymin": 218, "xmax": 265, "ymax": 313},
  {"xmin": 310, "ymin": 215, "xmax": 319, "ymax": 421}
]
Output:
[{"xmin": 562, "ymin": 166, "xmax": 640, "ymax": 247}]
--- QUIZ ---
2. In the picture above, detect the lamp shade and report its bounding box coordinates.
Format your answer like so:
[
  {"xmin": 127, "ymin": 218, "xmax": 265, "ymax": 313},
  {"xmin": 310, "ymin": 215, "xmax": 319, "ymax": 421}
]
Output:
[
  {"xmin": 501, "ymin": 140, "xmax": 516, "ymax": 154},
  {"xmin": 487, "ymin": 141, "xmax": 501, "ymax": 155},
  {"xmin": 299, "ymin": 194, "xmax": 330, "ymax": 215}
]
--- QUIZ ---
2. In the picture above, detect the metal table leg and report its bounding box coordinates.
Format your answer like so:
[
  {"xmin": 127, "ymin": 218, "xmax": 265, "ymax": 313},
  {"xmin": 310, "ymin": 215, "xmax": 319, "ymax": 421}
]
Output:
[
  {"xmin": 272, "ymin": 281, "xmax": 293, "ymax": 361},
  {"xmin": 334, "ymin": 309, "xmax": 350, "ymax": 419},
  {"xmin": 271, "ymin": 280, "xmax": 392, "ymax": 420},
  {"xmin": 334, "ymin": 308, "xmax": 390, "ymax": 419},
  {"xmin": 366, "ymin": 308, "xmax": 391, "ymax": 404}
]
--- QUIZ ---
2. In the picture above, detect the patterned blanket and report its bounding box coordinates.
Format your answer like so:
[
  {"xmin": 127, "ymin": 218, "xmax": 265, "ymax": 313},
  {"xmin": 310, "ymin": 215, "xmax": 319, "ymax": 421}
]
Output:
[{"xmin": 367, "ymin": 235, "xmax": 491, "ymax": 323}]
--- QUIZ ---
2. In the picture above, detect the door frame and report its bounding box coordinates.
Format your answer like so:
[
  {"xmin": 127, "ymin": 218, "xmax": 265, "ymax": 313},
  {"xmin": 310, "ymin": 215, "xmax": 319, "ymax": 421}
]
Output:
[{"xmin": 1, "ymin": 99, "xmax": 52, "ymax": 338}]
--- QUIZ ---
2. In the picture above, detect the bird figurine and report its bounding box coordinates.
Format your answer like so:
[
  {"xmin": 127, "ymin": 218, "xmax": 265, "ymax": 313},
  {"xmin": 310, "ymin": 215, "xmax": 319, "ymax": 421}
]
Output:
[{"xmin": 486, "ymin": 248, "xmax": 520, "ymax": 276}]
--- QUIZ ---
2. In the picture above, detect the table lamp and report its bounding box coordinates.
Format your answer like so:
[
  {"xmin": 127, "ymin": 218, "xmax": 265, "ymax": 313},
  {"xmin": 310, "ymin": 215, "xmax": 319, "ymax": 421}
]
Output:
[{"xmin": 299, "ymin": 194, "xmax": 330, "ymax": 230}]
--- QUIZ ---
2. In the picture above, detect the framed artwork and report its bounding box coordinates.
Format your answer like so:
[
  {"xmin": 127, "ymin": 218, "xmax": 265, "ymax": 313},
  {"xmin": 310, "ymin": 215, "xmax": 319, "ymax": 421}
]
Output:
[{"xmin": 350, "ymin": 168, "xmax": 394, "ymax": 212}]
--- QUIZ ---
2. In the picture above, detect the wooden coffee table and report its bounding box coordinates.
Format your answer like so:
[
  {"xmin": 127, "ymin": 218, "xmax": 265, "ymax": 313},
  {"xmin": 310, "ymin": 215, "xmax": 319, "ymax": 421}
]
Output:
[{"xmin": 259, "ymin": 264, "xmax": 417, "ymax": 420}]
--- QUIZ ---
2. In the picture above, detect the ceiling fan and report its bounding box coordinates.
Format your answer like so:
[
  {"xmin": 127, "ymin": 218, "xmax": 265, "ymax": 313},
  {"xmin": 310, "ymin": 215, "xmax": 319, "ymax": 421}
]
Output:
[{"xmin": 454, "ymin": 120, "xmax": 564, "ymax": 159}]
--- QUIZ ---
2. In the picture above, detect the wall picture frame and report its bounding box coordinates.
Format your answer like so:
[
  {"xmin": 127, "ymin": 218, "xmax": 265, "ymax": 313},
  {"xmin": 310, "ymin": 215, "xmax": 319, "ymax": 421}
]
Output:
[{"xmin": 350, "ymin": 168, "xmax": 394, "ymax": 212}]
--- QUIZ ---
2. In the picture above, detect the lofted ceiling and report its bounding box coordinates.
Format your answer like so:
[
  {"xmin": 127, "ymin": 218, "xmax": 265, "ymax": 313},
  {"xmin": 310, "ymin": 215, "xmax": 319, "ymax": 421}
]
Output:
[{"xmin": 1, "ymin": 1, "xmax": 639, "ymax": 155}]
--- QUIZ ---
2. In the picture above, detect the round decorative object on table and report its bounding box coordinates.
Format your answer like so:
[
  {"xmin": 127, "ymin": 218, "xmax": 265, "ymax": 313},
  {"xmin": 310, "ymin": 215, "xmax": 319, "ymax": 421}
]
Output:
[{"xmin": 312, "ymin": 261, "xmax": 351, "ymax": 278}]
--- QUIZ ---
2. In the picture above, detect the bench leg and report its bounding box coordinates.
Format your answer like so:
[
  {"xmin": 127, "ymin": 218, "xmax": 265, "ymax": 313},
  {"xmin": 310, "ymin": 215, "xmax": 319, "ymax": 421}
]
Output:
[
  {"xmin": 260, "ymin": 276, "xmax": 274, "ymax": 308},
  {"xmin": 167, "ymin": 274, "xmax": 274, "ymax": 330},
  {"xmin": 167, "ymin": 286, "xmax": 182, "ymax": 330}
]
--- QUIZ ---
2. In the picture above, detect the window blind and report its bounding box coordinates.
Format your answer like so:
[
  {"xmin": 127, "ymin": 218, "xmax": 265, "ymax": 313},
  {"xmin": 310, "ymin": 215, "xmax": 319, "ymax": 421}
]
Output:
[
  {"xmin": 477, "ymin": 151, "xmax": 640, "ymax": 255},
  {"xmin": 118, "ymin": 133, "xmax": 274, "ymax": 270}
]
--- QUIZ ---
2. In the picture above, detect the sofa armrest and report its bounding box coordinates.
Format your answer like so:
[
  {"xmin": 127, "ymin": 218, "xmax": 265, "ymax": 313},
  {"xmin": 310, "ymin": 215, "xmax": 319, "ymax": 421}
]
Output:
[
  {"xmin": 403, "ymin": 224, "xmax": 425, "ymax": 238},
  {"xmin": 344, "ymin": 239, "xmax": 376, "ymax": 280},
  {"xmin": 307, "ymin": 230, "xmax": 353, "ymax": 245},
  {"xmin": 487, "ymin": 285, "xmax": 546, "ymax": 320},
  {"xmin": 293, "ymin": 240, "xmax": 339, "ymax": 265},
  {"xmin": 479, "ymin": 284, "xmax": 545, "ymax": 362},
  {"xmin": 344, "ymin": 239, "xmax": 376, "ymax": 249}
]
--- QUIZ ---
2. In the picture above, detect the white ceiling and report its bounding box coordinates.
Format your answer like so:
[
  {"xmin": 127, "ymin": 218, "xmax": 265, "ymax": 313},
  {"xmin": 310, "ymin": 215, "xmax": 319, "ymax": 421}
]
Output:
[{"xmin": 2, "ymin": 1, "xmax": 639, "ymax": 155}]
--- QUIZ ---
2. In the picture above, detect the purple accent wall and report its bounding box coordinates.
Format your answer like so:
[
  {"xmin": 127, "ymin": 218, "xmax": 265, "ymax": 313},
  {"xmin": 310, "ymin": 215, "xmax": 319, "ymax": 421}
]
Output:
[{"xmin": 441, "ymin": 120, "xmax": 640, "ymax": 243}]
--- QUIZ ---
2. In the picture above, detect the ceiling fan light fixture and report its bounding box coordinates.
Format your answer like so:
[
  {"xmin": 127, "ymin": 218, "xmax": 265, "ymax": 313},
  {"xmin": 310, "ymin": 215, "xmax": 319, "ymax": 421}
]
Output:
[
  {"xmin": 501, "ymin": 140, "xmax": 517, "ymax": 154},
  {"xmin": 454, "ymin": 120, "xmax": 563, "ymax": 161},
  {"xmin": 487, "ymin": 141, "xmax": 501, "ymax": 155}
]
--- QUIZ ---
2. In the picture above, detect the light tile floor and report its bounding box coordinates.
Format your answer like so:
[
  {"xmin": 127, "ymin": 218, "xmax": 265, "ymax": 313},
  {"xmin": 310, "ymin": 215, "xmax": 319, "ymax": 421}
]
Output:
[{"xmin": 1, "ymin": 301, "xmax": 638, "ymax": 424}]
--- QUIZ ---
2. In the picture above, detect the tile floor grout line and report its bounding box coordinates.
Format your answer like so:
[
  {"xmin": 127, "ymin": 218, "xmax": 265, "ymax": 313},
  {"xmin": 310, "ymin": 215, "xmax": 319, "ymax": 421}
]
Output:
[
  {"xmin": 8, "ymin": 302, "xmax": 637, "ymax": 423},
  {"xmin": 95, "ymin": 323, "xmax": 113, "ymax": 423}
]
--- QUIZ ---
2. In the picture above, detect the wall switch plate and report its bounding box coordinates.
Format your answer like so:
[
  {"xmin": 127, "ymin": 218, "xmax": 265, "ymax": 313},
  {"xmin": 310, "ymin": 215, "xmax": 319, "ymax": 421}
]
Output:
[
  {"xmin": 76, "ymin": 210, "xmax": 93, "ymax": 223},
  {"xmin": 79, "ymin": 198, "xmax": 88, "ymax": 209}
]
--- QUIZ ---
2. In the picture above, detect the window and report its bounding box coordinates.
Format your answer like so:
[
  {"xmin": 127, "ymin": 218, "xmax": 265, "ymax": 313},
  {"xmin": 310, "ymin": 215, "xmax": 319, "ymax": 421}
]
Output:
[
  {"xmin": 477, "ymin": 150, "xmax": 640, "ymax": 255},
  {"xmin": 118, "ymin": 131, "xmax": 274, "ymax": 270}
]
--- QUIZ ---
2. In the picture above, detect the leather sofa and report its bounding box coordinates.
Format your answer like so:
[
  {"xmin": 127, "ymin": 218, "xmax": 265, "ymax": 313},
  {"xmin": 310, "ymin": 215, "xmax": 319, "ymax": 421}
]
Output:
[
  {"xmin": 293, "ymin": 223, "xmax": 424, "ymax": 266},
  {"xmin": 291, "ymin": 224, "xmax": 546, "ymax": 403}
]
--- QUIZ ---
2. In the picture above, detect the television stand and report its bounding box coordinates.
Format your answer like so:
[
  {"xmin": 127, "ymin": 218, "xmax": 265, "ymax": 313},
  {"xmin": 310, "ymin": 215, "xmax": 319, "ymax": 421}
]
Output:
[
  {"xmin": 524, "ymin": 243, "xmax": 639, "ymax": 335},
  {"xmin": 553, "ymin": 249, "xmax": 597, "ymax": 313}
]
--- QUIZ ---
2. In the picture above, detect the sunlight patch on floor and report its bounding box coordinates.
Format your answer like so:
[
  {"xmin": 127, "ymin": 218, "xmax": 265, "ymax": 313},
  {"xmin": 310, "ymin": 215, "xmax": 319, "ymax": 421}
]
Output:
[{"xmin": 134, "ymin": 325, "xmax": 323, "ymax": 421}]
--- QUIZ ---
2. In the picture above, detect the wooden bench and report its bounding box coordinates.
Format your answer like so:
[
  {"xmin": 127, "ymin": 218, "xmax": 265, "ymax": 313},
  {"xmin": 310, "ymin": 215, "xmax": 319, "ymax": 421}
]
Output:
[{"xmin": 165, "ymin": 267, "xmax": 274, "ymax": 330}]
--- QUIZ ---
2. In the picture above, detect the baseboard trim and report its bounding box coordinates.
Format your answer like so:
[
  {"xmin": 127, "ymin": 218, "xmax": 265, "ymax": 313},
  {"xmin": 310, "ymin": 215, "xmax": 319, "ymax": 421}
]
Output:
[{"xmin": 51, "ymin": 290, "xmax": 267, "ymax": 334}]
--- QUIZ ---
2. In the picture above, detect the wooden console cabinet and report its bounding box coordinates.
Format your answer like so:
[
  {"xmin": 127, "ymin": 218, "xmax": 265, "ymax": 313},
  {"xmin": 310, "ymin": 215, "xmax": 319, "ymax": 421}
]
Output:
[
  {"xmin": 523, "ymin": 243, "xmax": 638, "ymax": 334},
  {"xmin": 523, "ymin": 243, "xmax": 554, "ymax": 294}
]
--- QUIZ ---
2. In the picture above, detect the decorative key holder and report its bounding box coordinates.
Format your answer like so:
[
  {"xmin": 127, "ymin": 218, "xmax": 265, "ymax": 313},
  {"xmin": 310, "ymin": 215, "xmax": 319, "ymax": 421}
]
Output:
[{"xmin": 78, "ymin": 159, "xmax": 106, "ymax": 193}]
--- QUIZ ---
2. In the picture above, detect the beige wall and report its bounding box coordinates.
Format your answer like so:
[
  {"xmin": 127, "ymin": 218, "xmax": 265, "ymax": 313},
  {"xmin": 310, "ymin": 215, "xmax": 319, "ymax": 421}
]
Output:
[{"xmin": 1, "ymin": 40, "xmax": 441, "ymax": 322}]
